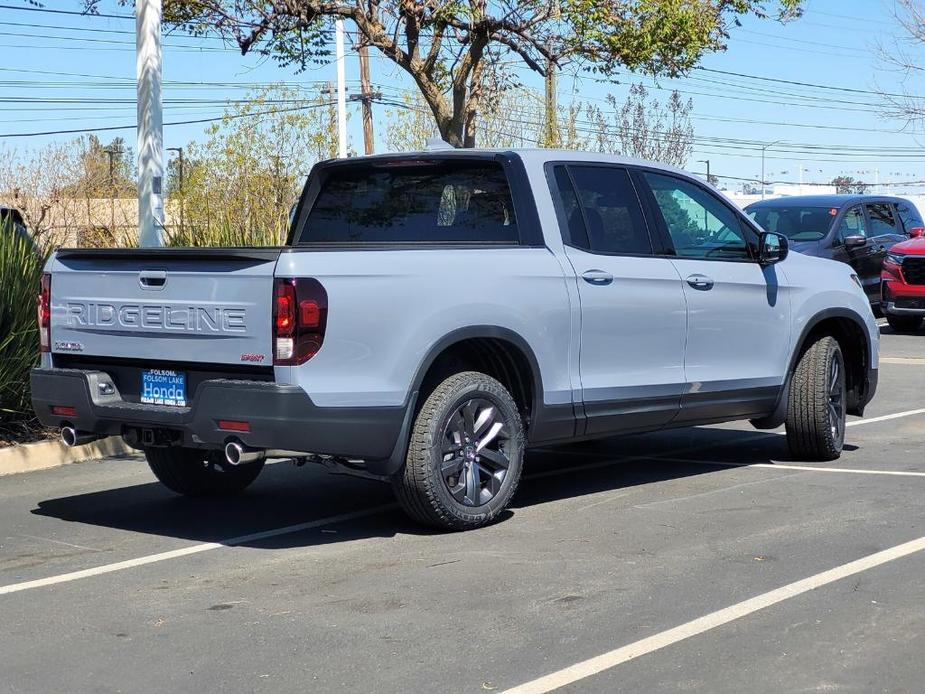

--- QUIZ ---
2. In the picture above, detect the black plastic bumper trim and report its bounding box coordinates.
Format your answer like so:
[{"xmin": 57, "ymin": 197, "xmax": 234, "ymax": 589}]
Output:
[{"xmin": 31, "ymin": 368, "xmax": 407, "ymax": 462}]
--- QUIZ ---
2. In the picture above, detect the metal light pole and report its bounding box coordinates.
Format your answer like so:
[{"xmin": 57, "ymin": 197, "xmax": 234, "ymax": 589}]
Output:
[
  {"xmin": 137, "ymin": 0, "xmax": 164, "ymax": 246},
  {"xmin": 760, "ymin": 140, "xmax": 782, "ymax": 200},
  {"xmin": 335, "ymin": 19, "xmax": 348, "ymax": 158}
]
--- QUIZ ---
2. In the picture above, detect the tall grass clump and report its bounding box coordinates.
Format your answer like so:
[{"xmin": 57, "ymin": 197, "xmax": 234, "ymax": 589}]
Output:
[{"xmin": 0, "ymin": 221, "xmax": 46, "ymax": 438}]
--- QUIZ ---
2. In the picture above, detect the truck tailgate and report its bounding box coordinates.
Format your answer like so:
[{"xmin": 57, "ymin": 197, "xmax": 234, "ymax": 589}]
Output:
[{"xmin": 48, "ymin": 248, "xmax": 281, "ymax": 368}]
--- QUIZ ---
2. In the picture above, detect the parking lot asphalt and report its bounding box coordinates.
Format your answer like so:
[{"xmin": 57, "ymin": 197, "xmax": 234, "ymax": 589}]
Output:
[{"xmin": 3, "ymin": 325, "xmax": 925, "ymax": 694}]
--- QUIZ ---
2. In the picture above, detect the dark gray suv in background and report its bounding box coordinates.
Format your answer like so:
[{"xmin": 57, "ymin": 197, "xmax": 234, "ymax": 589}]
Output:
[{"xmin": 745, "ymin": 195, "xmax": 924, "ymax": 308}]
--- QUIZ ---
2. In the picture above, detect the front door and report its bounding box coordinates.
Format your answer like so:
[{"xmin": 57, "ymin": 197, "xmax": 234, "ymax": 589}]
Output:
[
  {"xmin": 549, "ymin": 164, "xmax": 687, "ymax": 436},
  {"xmin": 637, "ymin": 170, "xmax": 792, "ymax": 423},
  {"xmin": 832, "ymin": 205, "xmax": 879, "ymax": 304}
]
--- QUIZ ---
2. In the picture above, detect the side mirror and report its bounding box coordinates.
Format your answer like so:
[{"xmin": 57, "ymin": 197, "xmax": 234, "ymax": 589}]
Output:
[
  {"xmin": 909, "ymin": 226, "xmax": 925, "ymax": 238},
  {"xmin": 844, "ymin": 234, "xmax": 867, "ymax": 248},
  {"xmin": 758, "ymin": 231, "xmax": 788, "ymax": 265}
]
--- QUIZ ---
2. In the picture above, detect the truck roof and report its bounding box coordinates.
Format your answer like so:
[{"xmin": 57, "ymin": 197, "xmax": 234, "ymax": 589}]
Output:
[
  {"xmin": 745, "ymin": 194, "xmax": 914, "ymax": 209},
  {"xmin": 325, "ymin": 148, "xmax": 692, "ymax": 178}
]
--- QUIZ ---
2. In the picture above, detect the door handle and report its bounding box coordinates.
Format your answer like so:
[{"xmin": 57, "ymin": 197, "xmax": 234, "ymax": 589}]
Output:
[
  {"xmin": 581, "ymin": 269, "xmax": 614, "ymax": 286},
  {"xmin": 686, "ymin": 274, "xmax": 714, "ymax": 291}
]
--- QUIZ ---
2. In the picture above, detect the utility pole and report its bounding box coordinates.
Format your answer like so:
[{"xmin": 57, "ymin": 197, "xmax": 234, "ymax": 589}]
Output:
[
  {"xmin": 105, "ymin": 144, "xmax": 123, "ymax": 236},
  {"xmin": 136, "ymin": 0, "xmax": 164, "ymax": 246},
  {"xmin": 167, "ymin": 146, "xmax": 184, "ymax": 238},
  {"xmin": 543, "ymin": 3, "xmax": 561, "ymax": 148},
  {"xmin": 544, "ymin": 55, "xmax": 559, "ymax": 148},
  {"xmin": 357, "ymin": 44, "xmax": 375, "ymax": 155},
  {"xmin": 698, "ymin": 159, "xmax": 711, "ymax": 185},
  {"xmin": 335, "ymin": 19, "xmax": 348, "ymax": 158}
]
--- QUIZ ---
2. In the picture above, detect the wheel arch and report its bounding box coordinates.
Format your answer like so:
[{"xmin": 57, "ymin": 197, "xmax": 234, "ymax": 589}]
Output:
[
  {"xmin": 753, "ymin": 308, "xmax": 874, "ymax": 429},
  {"xmin": 409, "ymin": 326, "xmax": 544, "ymax": 429}
]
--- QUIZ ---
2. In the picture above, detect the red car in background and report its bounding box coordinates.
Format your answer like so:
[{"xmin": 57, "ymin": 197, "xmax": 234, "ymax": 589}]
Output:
[{"xmin": 882, "ymin": 232, "xmax": 925, "ymax": 332}]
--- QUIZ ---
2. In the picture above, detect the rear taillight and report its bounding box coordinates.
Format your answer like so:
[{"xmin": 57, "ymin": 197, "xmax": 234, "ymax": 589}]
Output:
[
  {"xmin": 273, "ymin": 278, "xmax": 327, "ymax": 365},
  {"xmin": 909, "ymin": 226, "xmax": 925, "ymax": 238},
  {"xmin": 38, "ymin": 272, "xmax": 50, "ymax": 353}
]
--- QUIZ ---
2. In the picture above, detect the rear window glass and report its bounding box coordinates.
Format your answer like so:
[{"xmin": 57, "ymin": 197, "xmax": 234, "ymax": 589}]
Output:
[{"xmin": 296, "ymin": 161, "xmax": 518, "ymax": 245}]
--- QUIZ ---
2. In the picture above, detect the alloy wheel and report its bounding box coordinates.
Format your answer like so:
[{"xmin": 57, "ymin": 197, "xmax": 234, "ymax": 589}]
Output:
[{"xmin": 439, "ymin": 398, "xmax": 512, "ymax": 507}]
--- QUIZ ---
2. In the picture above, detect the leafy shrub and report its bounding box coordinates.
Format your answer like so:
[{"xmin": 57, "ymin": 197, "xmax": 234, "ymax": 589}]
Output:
[{"xmin": 0, "ymin": 221, "xmax": 46, "ymax": 435}]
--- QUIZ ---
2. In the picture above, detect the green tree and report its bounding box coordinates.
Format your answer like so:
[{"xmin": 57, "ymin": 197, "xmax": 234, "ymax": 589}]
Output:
[
  {"xmin": 167, "ymin": 85, "xmax": 339, "ymax": 246},
  {"xmin": 97, "ymin": 0, "xmax": 802, "ymax": 148},
  {"xmin": 61, "ymin": 135, "xmax": 135, "ymax": 198}
]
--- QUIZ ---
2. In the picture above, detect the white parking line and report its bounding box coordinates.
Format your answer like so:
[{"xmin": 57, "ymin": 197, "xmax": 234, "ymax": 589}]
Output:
[
  {"xmin": 880, "ymin": 357, "xmax": 925, "ymax": 365},
  {"xmin": 0, "ymin": 503, "xmax": 396, "ymax": 596},
  {"xmin": 846, "ymin": 408, "xmax": 925, "ymax": 426},
  {"xmin": 502, "ymin": 534, "xmax": 925, "ymax": 694},
  {"xmin": 660, "ymin": 457, "xmax": 925, "ymax": 478}
]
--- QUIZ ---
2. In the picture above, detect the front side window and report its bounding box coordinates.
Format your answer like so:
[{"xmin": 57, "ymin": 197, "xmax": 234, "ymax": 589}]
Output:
[
  {"xmin": 551, "ymin": 165, "xmax": 652, "ymax": 255},
  {"xmin": 835, "ymin": 207, "xmax": 867, "ymax": 242},
  {"xmin": 297, "ymin": 161, "xmax": 518, "ymax": 244},
  {"xmin": 866, "ymin": 203, "xmax": 897, "ymax": 236},
  {"xmin": 643, "ymin": 172, "xmax": 750, "ymax": 260}
]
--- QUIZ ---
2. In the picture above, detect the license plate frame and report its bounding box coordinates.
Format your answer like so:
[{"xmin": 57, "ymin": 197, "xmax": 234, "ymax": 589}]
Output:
[{"xmin": 141, "ymin": 369, "xmax": 187, "ymax": 407}]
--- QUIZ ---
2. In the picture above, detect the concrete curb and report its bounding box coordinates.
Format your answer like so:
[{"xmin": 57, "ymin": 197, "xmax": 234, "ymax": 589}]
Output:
[{"xmin": 0, "ymin": 436, "xmax": 135, "ymax": 477}]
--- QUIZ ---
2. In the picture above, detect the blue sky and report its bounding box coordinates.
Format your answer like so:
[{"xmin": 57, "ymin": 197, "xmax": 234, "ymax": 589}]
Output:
[{"xmin": 2, "ymin": 0, "xmax": 924, "ymax": 192}]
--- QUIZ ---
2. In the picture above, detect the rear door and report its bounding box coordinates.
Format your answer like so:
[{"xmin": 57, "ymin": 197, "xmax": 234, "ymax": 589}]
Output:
[
  {"xmin": 637, "ymin": 170, "xmax": 791, "ymax": 423},
  {"xmin": 865, "ymin": 202, "xmax": 904, "ymax": 301},
  {"xmin": 548, "ymin": 164, "xmax": 686, "ymax": 435},
  {"xmin": 49, "ymin": 249, "xmax": 279, "ymax": 368}
]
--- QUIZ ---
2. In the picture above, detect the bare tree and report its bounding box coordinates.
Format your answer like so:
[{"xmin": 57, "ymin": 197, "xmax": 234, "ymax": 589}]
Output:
[
  {"xmin": 586, "ymin": 84, "xmax": 695, "ymax": 167},
  {"xmin": 878, "ymin": 0, "xmax": 925, "ymax": 126}
]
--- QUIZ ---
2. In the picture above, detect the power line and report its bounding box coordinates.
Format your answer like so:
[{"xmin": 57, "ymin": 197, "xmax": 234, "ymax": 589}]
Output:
[
  {"xmin": 0, "ymin": 4, "xmax": 132, "ymax": 19},
  {"xmin": 0, "ymin": 100, "xmax": 337, "ymax": 139}
]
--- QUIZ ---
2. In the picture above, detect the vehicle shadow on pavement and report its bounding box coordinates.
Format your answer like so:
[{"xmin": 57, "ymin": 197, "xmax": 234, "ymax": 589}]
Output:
[{"xmin": 31, "ymin": 426, "xmax": 832, "ymax": 545}]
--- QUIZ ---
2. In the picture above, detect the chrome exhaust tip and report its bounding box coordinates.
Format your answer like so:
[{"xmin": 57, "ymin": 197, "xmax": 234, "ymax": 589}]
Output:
[
  {"xmin": 61, "ymin": 427, "xmax": 101, "ymax": 447},
  {"xmin": 224, "ymin": 440, "xmax": 266, "ymax": 466}
]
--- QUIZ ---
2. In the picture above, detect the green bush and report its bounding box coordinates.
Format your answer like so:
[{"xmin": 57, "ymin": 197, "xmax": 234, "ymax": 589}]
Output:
[{"xmin": 0, "ymin": 221, "xmax": 46, "ymax": 435}]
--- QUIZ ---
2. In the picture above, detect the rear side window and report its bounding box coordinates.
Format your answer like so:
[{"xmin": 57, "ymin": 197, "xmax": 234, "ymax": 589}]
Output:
[
  {"xmin": 297, "ymin": 161, "xmax": 518, "ymax": 245},
  {"xmin": 896, "ymin": 201, "xmax": 924, "ymax": 232},
  {"xmin": 866, "ymin": 203, "xmax": 897, "ymax": 236},
  {"xmin": 551, "ymin": 165, "xmax": 652, "ymax": 255}
]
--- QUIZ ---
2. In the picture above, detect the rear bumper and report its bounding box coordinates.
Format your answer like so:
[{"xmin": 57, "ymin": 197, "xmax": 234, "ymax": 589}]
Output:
[{"xmin": 31, "ymin": 368, "xmax": 408, "ymax": 463}]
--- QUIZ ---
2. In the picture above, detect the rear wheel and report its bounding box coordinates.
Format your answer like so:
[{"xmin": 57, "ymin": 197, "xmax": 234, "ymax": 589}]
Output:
[
  {"xmin": 785, "ymin": 335, "xmax": 846, "ymax": 462},
  {"xmin": 886, "ymin": 315, "xmax": 923, "ymax": 333},
  {"xmin": 145, "ymin": 446, "xmax": 264, "ymax": 496},
  {"xmin": 392, "ymin": 371, "xmax": 524, "ymax": 531}
]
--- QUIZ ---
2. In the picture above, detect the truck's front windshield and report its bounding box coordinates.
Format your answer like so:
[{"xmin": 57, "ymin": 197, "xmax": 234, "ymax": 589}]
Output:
[{"xmin": 746, "ymin": 206, "xmax": 836, "ymax": 242}]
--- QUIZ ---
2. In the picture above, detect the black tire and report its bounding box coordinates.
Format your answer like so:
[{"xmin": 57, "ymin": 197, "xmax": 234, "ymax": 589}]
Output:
[
  {"xmin": 886, "ymin": 315, "xmax": 923, "ymax": 333},
  {"xmin": 392, "ymin": 371, "xmax": 525, "ymax": 531},
  {"xmin": 785, "ymin": 335, "xmax": 847, "ymax": 462},
  {"xmin": 145, "ymin": 447, "xmax": 264, "ymax": 496}
]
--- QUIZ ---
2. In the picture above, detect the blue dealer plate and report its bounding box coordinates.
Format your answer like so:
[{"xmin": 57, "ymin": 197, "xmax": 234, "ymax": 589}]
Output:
[{"xmin": 141, "ymin": 369, "xmax": 187, "ymax": 407}]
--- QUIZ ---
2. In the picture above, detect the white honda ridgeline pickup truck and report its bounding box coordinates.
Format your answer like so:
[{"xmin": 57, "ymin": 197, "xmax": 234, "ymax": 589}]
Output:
[{"xmin": 32, "ymin": 150, "xmax": 879, "ymax": 530}]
